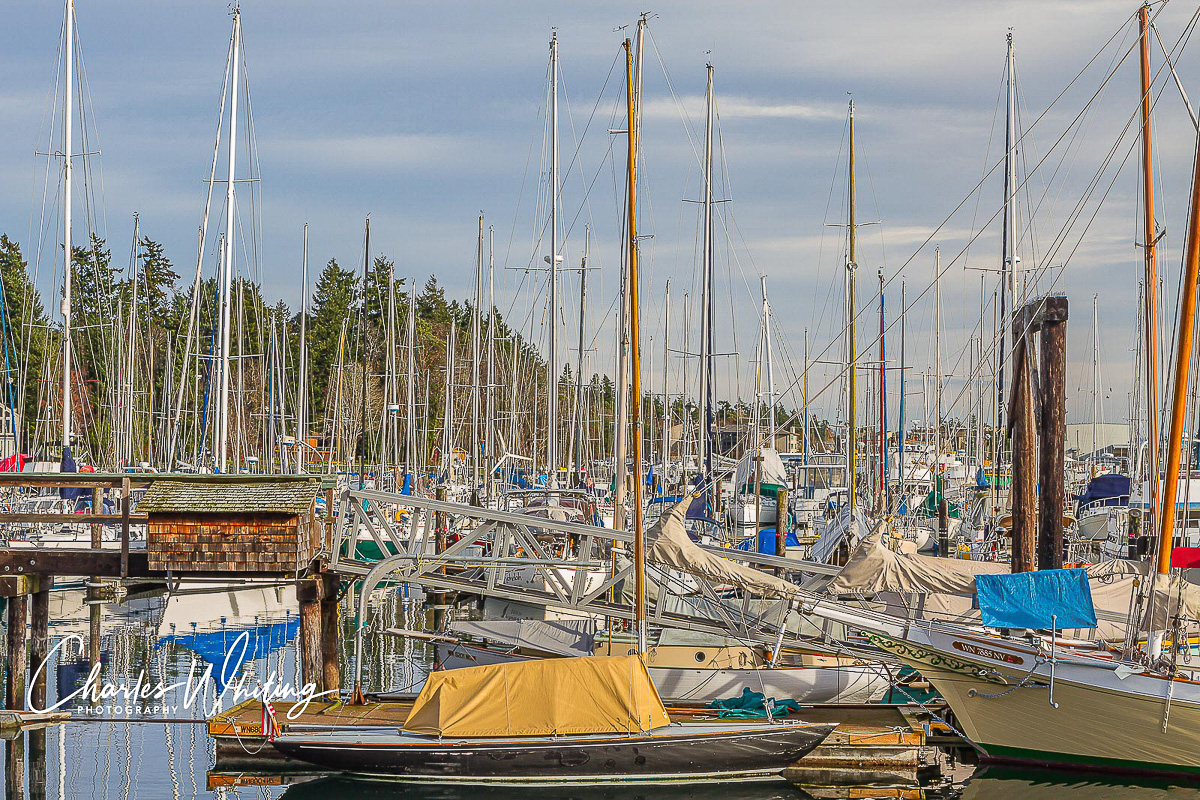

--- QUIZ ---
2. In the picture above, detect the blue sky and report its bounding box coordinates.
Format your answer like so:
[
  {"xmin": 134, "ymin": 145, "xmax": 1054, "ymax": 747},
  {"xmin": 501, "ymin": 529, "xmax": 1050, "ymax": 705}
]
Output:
[{"xmin": 2, "ymin": 1, "xmax": 1195, "ymax": 428}]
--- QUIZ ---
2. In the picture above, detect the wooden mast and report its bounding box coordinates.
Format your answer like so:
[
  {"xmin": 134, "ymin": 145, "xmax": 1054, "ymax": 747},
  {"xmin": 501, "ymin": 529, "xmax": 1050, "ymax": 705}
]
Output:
[
  {"xmin": 1156, "ymin": 70, "xmax": 1200, "ymax": 580},
  {"xmin": 1139, "ymin": 2, "xmax": 1162, "ymax": 560},
  {"xmin": 624, "ymin": 37, "xmax": 647, "ymax": 656}
]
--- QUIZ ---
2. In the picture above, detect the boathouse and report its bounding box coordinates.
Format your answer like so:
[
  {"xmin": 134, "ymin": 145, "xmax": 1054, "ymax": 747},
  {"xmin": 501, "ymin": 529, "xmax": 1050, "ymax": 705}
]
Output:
[{"xmin": 141, "ymin": 477, "xmax": 322, "ymax": 572}]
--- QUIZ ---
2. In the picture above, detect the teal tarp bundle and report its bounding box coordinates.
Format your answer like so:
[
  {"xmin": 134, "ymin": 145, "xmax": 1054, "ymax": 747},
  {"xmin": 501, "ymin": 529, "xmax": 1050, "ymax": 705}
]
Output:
[
  {"xmin": 705, "ymin": 687, "xmax": 803, "ymax": 719},
  {"xmin": 975, "ymin": 568, "xmax": 1097, "ymax": 630}
]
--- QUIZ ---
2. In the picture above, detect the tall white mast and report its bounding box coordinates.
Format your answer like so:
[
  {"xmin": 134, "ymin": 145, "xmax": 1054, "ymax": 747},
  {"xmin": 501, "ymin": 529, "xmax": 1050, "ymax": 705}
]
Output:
[
  {"xmin": 124, "ymin": 214, "xmax": 141, "ymax": 467},
  {"xmin": 297, "ymin": 222, "xmax": 309, "ymax": 470},
  {"xmin": 935, "ymin": 246, "xmax": 943, "ymax": 479},
  {"xmin": 217, "ymin": 6, "xmax": 241, "ymax": 473},
  {"xmin": 406, "ymin": 283, "xmax": 417, "ymax": 473},
  {"xmin": 485, "ymin": 229, "xmax": 496, "ymax": 500},
  {"xmin": 472, "ymin": 215, "xmax": 483, "ymax": 492},
  {"xmin": 661, "ymin": 280, "xmax": 670, "ymax": 479},
  {"xmin": 61, "ymin": 0, "xmax": 75, "ymax": 453},
  {"xmin": 1092, "ymin": 293, "xmax": 1100, "ymax": 467},
  {"xmin": 546, "ymin": 32, "xmax": 561, "ymax": 486},
  {"xmin": 758, "ymin": 276, "xmax": 776, "ymax": 446},
  {"xmin": 699, "ymin": 63, "xmax": 715, "ymax": 478},
  {"xmin": 573, "ymin": 227, "xmax": 590, "ymax": 484}
]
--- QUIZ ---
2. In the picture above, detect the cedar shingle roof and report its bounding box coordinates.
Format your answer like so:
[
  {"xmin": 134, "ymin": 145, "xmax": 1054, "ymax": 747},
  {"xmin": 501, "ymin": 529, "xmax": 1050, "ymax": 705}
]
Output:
[{"xmin": 137, "ymin": 478, "xmax": 320, "ymax": 515}]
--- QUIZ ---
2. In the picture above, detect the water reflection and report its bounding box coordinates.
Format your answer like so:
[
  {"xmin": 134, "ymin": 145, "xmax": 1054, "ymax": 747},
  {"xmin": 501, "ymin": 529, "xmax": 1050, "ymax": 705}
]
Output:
[
  {"xmin": 279, "ymin": 774, "xmax": 818, "ymax": 800},
  {"xmin": 4, "ymin": 585, "xmax": 1200, "ymax": 798},
  {"xmin": 957, "ymin": 765, "xmax": 1200, "ymax": 798}
]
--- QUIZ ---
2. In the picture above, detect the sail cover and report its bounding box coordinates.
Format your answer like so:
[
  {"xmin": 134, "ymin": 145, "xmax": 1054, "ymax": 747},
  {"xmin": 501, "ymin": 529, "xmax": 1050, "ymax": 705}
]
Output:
[
  {"xmin": 448, "ymin": 618, "xmax": 596, "ymax": 658},
  {"xmin": 403, "ymin": 655, "xmax": 669, "ymax": 737},
  {"xmin": 975, "ymin": 569, "xmax": 1098, "ymax": 630},
  {"xmin": 645, "ymin": 500, "xmax": 804, "ymax": 600}
]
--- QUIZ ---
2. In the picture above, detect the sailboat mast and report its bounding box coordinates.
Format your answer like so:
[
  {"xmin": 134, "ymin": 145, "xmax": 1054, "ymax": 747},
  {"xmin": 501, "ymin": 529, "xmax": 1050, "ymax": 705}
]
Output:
[
  {"xmin": 358, "ymin": 218, "xmax": 369, "ymax": 487},
  {"xmin": 846, "ymin": 99, "xmax": 857, "ymax": 518},
  {"xmin": 999, "ymin": 30, "xmax": 1016, "ymax": 425},
  {"xmin": 1092, "ymin": 294, "xmax": 1099, "ymax": 472},
  {"xmin": 486, "ymin": 228, "xmax": 496, "ymax": 499},
  {"xmin": 624, "ymin": 37, "xmax": 647, "ymax": 656},
  {"xmin": 803, "ymin": 328, "xmax": 810, "ymax": 466},
  {"xmin": 935, "ymin": 246, "xmax": 942, "ymax": 485},
  {"xmin": 472, "ymin": 215, "xmax": 483, "ymax": 492},
  {"xmin": 298, "ymin": 223, "xmax": 309, "ymax": 470},
  {"xmin": 700, "ymin": 64, "xmax": 716, "ymax": 482},
  {"xmin": 878, "ymin": 269, "xmax": 886, "ymax": 512},
  {"xmin": 662, "ymin": 280, "xmax": 670, "ymax": 482},
  {"xmin": 217, "ymin": 6, "xmax": 241, "ymax": 473},
  {"xmin": 1139, "ymin": 2, "xmax": 1161, "ymax": 540},
  {"xmin": 1155, "ymin": 97, "xmax": 1200, "ymax": 578},
  {"xmin": 546, "ymin": 32, "xmax": 560, "ymax": 486},
  {"xmin": 613, "ymin": 18, "xmax": 646, "ymax": 528},
  {"xmin": 573, "ymin": 228, "xmax": 589, "ymax": 485},
  {"xmin": 406, "ymin": 284, "xmax": 417, "ymax": 472},
  {"xmin": 62, "ymin": 0, "xmax": 75, "ymax": 453},
  {"xmin": 899, "ymin": 282, "xmax": 906, "ymax": 499}
]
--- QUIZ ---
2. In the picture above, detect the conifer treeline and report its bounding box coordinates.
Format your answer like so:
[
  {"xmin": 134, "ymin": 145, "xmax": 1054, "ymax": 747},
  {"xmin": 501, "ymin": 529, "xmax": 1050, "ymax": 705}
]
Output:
[{"xmin": 0, "ymin": 232, "xmax": 809, "ymax": 471}]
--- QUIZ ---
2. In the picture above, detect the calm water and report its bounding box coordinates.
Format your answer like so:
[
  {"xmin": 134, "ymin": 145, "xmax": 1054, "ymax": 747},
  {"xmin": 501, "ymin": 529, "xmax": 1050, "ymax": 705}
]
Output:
[{"xmin": 2, "ymin": 585, "xmax": 1199, "ymax": 799}]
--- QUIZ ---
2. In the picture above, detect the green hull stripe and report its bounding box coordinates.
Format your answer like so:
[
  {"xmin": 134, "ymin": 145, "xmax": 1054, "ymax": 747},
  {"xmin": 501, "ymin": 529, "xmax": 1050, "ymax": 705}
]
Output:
[{"xmin": 981, "ymin": 744, "xmax": 1200, "ymax": 776}]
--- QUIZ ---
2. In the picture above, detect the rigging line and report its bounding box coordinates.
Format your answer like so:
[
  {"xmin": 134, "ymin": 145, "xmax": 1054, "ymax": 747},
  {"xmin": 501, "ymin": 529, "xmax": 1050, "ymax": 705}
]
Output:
[
  {"xmin": 811, "ymin": 112, "xmax": 849, "ymax": 370},
  {"xmin": 558, "ymin": 48, "xmax": 620, "ymax": 253},
  {"xmin": 964, "ymin": 62, "xmax": 1007, "ymax": 275},
  {"xmin": 794, "ymin": 54, "xmax": 1151, "ymax": 429},
  {"xmin": 501, "ymin": 61, "xmax": 548, "ymax": 286},
  {"xmin": 1152, "ymin": 15, "xmax": 1200, "ymax": 129},
  {"xmin": 646, "ymin": 28, "xmax": 702, "ymax": 165},
  {"xmin": 942, "ymin": 117, "xmax": 1144, "ymax": 418},
  {"xmin": 795, "ymin": 4, "xmax": 1154, "ymax": 414}
]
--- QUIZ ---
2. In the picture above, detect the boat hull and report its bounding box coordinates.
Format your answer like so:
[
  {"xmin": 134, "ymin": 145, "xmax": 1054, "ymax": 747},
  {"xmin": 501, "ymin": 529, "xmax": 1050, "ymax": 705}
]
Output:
[
  {"xmin": 271, "ymin": 723, "xmax": 835, "ymax": 784},
  {"xmin": 870, "ymin": 627, "xmax": 1200, "ymax": 776}
]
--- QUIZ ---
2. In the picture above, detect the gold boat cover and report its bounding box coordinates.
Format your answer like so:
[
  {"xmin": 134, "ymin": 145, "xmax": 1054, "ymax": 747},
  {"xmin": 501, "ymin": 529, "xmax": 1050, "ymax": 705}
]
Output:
[{"xmin": 403, "ymin": 655, "xmax": 670, "ymax": 737}]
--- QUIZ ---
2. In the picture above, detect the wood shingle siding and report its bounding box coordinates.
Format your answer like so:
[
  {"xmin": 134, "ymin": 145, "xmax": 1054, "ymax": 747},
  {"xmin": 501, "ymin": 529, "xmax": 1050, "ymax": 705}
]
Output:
[{"xmin": 143, "ymin": 479, "xmax": 322, "ymax": 573}]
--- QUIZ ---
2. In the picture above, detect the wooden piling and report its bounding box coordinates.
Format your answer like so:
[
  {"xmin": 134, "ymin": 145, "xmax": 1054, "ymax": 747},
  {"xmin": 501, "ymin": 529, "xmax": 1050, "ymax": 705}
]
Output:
[
  {"xmin": 1009, "ymin": 336, "xmax": 1037, "ymax": 573},
  {"xmin": 320, "ymin": 572, "xmax": 341, "ymax": 696},
  {"xmin": 297, "ymin": 578, "xmax": 323, "ymax": 692},
  {"xmin": 6, "ymin": 593, "xmax": 27, "ymax": 710},
  {"xmin": 29, "ymin": 580, "xmax": 50, "ymax": 712},
  {"xmin": 28, "ymin": 728, "xmax": 45, "ymax": 800},
  {"xmin": 1038, "ymin": 315, "xmax": 1068, "ymax": 571},
  {"xmin": 5, "ymin": 727, "xmax": 24, "ymax": 800}
]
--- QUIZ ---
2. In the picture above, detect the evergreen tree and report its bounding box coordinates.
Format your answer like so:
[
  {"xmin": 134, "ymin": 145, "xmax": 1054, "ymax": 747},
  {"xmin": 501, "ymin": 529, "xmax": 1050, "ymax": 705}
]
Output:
[
  {"xmin": 309, "ymin": 259, "xmax": 358, "ymax": 420},
  {"xmin": 0, "ymin": 235, "xmax": 49, "ymax": 447}
]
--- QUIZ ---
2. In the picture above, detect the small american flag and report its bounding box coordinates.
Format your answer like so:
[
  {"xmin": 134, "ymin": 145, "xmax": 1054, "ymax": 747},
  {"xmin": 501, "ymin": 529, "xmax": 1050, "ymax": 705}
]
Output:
[{"xmin": 260, "ymin": 701, "xmax": 281, "ymax": 740}]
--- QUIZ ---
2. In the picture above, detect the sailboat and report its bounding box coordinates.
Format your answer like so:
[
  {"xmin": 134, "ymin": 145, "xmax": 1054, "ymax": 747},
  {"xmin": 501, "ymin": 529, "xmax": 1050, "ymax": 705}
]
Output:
[
  {"xmin": 807, "ymin": 13, "xmax": 1200, "ymax": 775},
  {"xmin": 272, "ymin": 654, "xmax": 834, "ymax": 784}
]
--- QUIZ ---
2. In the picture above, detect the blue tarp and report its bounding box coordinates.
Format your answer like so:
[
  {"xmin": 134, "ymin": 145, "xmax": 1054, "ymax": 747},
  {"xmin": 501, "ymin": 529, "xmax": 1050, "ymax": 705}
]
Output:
[
  {"xmin": 975, "ymin": 466, "xmax": 990, "ymax": 489},
  {"xmin": 736, "ymin": 529, "xmax": 801, "ymax": 555},
  {"xmin": 157, "ymin": 618, "xmax": 301, "ymax": 692},
  {"xmin": 1075, "ymin": 474, "xmax": 1130, "ymax": 512},
  {"xmin": 975, "ymin": 569, "xmax": 1097, "ymax": 630}
]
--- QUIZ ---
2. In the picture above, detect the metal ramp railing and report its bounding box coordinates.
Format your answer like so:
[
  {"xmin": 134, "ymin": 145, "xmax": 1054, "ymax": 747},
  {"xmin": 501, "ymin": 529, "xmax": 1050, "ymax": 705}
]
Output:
[{"xmin": 330, "ymin": 487, "xmax": 844, "ymax": 650}]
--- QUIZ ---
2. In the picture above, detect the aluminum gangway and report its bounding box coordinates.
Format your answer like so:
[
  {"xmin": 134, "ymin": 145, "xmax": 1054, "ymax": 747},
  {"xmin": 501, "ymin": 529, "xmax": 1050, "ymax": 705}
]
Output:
[{"xmin": 329, "ymin": 487, "xmax": 847, "ymax": 650}]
